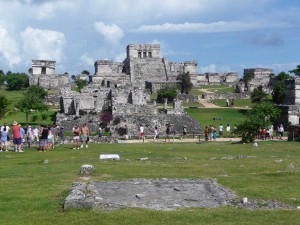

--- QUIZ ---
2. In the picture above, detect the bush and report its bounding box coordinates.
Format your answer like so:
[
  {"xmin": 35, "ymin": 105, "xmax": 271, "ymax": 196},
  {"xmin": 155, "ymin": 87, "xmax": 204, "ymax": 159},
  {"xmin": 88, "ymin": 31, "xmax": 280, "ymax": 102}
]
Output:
[
  {"xmin": 41, "ymin": 113, "xmax": 48, "ymax": 120},
  {"xmin": 118, "ymin": 127, "xmax": 127, "ymax": 136},
  {"xmin": 113, "ymin": 117, "xmax": 121, "ymax": 125},
  {"xmin": 157, "ymin": 85, "xmax": 178, "ymax": 103},
  {"xmin": 31, "ymin": 115, "xmax": 39, "ymax": 122}
]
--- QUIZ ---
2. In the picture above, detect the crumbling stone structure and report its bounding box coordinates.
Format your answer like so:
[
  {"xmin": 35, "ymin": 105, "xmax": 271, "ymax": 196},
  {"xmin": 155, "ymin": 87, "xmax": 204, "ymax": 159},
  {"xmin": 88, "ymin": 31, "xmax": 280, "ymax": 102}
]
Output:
[
  {"xmin": 29, "ymin": 60, "xmax": 69, "ymax": 90},
  {"xmin": 193, "ymin": 72, "xmax": 239, "ymax": 86},
  {"xmin": 238, "ymin": 68, "xmax": 273, "ymax": 93},
  {"xmin": 280, "ymin": 78, "xmax": 300, "ymax": 125},
  {"xmin": 90, "ymin": 44, "xmax": 198, "ymax": 89}
]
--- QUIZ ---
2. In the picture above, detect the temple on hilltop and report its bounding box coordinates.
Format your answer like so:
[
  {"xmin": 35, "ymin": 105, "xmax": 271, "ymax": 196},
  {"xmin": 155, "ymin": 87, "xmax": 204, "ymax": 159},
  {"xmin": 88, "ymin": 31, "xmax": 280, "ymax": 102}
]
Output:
[
  {"xmin": 29, "ymin": 60, "xmax": 69, "ymax": 89},
  {"xmin": 90, "ymin": 44, "xmax": 198, "ymax": 92}
]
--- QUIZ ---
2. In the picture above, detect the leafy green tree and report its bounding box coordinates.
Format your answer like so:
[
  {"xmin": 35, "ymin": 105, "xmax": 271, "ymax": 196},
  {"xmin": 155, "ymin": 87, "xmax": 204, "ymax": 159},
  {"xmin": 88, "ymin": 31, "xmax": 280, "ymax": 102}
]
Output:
[
  {"xmin": 289, "ymin": 65, "xmax": 300, "ymax": 76},
  {"xmin": 74, "ymin": 78, "xmax": 88, "ymax": 92},
  {"xmin": 157, "ymin": 85, "xmax": 178, "ymax": 103},
  {"xmin": 250, "ymin": 88, "xmax": 268, "ymax": 103},
  {"xmin": 272, "ymin": 72, "xmax": 291, "ymax": 104},
  {"xmin": 5, "ymin": 73, "xmax": 29, "ymax": 90},
  {"xmin": 26, "ymin": 85, "xmax": 48, "ymax": 99},
  {"xmin": 0, "ymin": 70, "xmax": 5, "ymax": 87},
  {"xmin": 81, "ymin": 70, "xmax": 90, "ymax": 75},
  {"xmin": 16, "ymin": 86, "xmax": 48, "ymax": 123},
  {"xmin": 238, "ymin": 102, "xmax": 281, "ymax": 143},
  {"xmin": 0, "ymin": 94, "xmax": 10, "ymax": 119},
  {"xmin": 243, "ymin": 73, "xmax": 253, "ymax": 86},
  {"xmin": 177, "ymin": 72, "xmax": 192, "ymax": 94},
  {"xmin": 28, "ymin": 68, "xmax": 33, "ymax": 75}
]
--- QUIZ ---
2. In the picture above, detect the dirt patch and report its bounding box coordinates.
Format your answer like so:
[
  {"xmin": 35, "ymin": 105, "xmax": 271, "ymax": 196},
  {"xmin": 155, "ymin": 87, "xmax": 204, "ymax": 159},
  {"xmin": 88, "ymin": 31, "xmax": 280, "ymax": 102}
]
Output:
[{"xmin": 64, "ymin": 178, "xmax": 236, "ymax": 210}]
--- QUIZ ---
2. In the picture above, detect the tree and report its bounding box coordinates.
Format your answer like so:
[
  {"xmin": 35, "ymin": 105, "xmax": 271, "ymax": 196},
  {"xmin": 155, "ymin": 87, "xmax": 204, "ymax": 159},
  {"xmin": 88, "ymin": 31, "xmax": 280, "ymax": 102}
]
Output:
[
  {"xmin": 243, "ymin": 73, "xmax": 253, "ymax": 86},
  {"xmin": 5, "ymin": 73, "xmax": 29, "ymax": 90},
  {"xmin": 0, "ymin": 95, "xmax": 9, "ymax": 119},
  {"xmin": 0, "ymin": 70, "xmax": 5, "ymax": 87},
  {"xmin": 289, "ymin": 65, "xmax": 300, "ymax": 76},
  {"xmin": 16, "ymin": 86, "xmax": 48, "ymax": 123},
  {"xmin": 177, "ymin": 72, "xmax": 192, "ymax": 94},
  {"xmin": 237, "ymin": 102, "xmax": 281, "ymax": 143},
  {"xmin": 272, "ymin": 72, "xmax": 291, "ymax": 104},
  {"xmin": 157, "ymin": 84, "xmax": 178, "ymax": 103},
  {"xmin": 81, "ymin": 70, "xmax": 90, "ymax": 75},
  {"xmin": 28, "ymin": 68, "xmax": 33, "ymax": 75},
  {"xmin": 250, "ymin": 88, "xmax": 268, "ymax": 103},
  {"xmin": 74, "ymin": 78, "xmax": 88, "ymax": 92}
]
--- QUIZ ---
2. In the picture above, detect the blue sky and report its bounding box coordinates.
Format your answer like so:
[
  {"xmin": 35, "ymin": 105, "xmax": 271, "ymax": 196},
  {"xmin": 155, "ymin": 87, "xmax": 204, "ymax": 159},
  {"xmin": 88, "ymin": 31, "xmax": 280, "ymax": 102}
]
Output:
[{"xmin": 0, "ymin": 0, "xmax": 299, "ymax": 77}]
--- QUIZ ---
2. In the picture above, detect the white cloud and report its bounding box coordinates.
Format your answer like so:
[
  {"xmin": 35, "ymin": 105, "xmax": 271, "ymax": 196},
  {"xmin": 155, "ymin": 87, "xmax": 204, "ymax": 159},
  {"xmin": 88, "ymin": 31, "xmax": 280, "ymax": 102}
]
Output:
[
  {"xmin": 133, "ymin": 20, "xmax": 290, "ymax": 34},
  {"xmin": 114, "ymin": 52, "xmax": 126, "ymax": 62},
  {"xmin": 199, "ymin": 64, "xmax": 217, "ymax": 73},
  {"xmin": 0, "ymin": 23, "xmax": 21, "ymax": 67},
  {"xmin": 21, "ymin": 27, "xmax": 67, "ymax": 62},
  {"xmin": 94, "ymin": 22, "xmax": 124, "ymax": 44},
  {"xmin": 80, "ymin": 53, "xmax": 94, "ymax": 66},
  {"xmin": 36, "ymin": 1, "xmax": 76, "ymax": 20}
]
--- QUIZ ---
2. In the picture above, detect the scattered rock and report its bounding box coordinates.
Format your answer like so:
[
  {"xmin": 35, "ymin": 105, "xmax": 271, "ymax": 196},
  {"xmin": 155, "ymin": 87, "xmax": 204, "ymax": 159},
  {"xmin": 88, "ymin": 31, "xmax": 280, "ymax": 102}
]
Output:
[
  {"xmin": 137, "ymin": 157, "xmax": 148, "ymax": 161},
  {"xmin": 43, "ymin": 159, "xmax": 49, "ymax": 164},
  {"xmin": 80, "ymin": 164, "xmax": 94, "ymax": 175},
  {"xmin": 275, "ymin": 159, "xmax": 283, "ymax": 164},
  {"xmin": 253, "ymin": 142, "xmax": 258, "ymax": 147}
]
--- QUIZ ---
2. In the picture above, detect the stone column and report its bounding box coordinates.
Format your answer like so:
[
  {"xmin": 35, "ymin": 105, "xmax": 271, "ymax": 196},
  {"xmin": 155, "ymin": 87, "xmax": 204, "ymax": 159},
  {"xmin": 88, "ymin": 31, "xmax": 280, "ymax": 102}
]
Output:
[{"xmin": 163, "ymin": 98, "xmax": 168, "ymax": 110}]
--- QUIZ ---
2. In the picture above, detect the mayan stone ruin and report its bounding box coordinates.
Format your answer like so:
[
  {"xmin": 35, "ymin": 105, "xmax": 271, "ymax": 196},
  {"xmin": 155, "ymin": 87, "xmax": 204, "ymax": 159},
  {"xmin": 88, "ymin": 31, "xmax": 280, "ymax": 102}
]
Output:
[{"xmin": 28, "ymin": 43, "xmax": 300, "ymax": 132}]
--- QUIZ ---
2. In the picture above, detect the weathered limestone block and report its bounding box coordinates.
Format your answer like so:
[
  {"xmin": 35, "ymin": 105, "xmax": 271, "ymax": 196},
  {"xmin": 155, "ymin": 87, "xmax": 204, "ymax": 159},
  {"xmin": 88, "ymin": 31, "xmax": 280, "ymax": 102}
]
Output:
[{"xmin": 80, "ymin": 164, "xmax": 94, "ymax": 175}]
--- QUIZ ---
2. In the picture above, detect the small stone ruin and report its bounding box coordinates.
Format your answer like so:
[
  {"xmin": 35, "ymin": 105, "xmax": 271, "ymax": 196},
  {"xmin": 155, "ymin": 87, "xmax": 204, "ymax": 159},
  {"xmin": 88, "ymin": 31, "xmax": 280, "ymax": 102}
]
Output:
[{"xmin": 64, "ymin": 178, "xmax": 236, "ymax": 211}]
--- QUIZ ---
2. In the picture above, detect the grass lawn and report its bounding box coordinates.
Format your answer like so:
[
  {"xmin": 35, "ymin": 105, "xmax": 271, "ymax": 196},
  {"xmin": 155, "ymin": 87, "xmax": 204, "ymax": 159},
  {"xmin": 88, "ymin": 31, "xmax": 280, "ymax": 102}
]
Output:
[
  {"xmin": 202, "ymin": 85, "xmax": 236, "ymax": 94},
  {"xmin": 185, "ymin": 108, "xmax": 248, "ymax": 128},
  {"xmin": 212, "ymin": 99, "xmax": 252, "ymax": 108},
  {"xmin": 0, "ymin": 141, "xmax": 300, "ymax": 225}
]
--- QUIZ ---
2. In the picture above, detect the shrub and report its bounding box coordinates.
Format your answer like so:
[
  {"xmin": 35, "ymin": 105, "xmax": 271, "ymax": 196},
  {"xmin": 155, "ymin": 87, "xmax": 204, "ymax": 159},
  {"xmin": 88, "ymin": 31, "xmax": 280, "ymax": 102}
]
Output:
[
  {"xmin": 41, "ymin": 113, "xmax": 48, "ymax": 120},
  {"xmin": 31, "ymin": 115, "xmax": 39, "ymax": 122},
  {"xmin": 157, "ymin": 84, "xmax": 178, "ymax": 103}
]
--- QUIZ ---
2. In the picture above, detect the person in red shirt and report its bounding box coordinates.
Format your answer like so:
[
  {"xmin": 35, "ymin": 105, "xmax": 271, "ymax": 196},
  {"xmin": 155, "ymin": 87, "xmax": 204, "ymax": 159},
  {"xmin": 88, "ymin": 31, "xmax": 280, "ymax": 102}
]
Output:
[{"xmin": 12, "ymin": 121, "xmax": 22, "ymax": 152}]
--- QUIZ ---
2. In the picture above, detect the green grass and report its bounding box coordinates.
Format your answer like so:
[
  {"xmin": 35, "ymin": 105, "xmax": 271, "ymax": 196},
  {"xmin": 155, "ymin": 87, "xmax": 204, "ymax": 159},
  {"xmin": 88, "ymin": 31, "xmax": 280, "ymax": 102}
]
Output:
[
  {"xmin": 0, "ymin": 141, "xmax": 300, "ymax": 225},
  {"xmin": 212, "ymin": 99, "xmax": 252, "ymax": 108},
  {"xmin": 185, "ymin": 108, "xmax": 248, "ymax": 127},
  {"xmin": 203, "ymin": 85, "xmax": 235, "ymax": 94}
]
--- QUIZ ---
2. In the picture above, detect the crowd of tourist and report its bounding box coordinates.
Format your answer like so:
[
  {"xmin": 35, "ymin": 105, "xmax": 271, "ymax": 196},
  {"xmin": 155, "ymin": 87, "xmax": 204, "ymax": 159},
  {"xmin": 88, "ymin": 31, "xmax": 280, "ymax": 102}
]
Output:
[
  {"xmin": 0, "ymin": 122, "xmax": 66, "ymax": 152},
  {"xmin": 0, "ymin": 121, "xmax": 286, "ymax": 151}
]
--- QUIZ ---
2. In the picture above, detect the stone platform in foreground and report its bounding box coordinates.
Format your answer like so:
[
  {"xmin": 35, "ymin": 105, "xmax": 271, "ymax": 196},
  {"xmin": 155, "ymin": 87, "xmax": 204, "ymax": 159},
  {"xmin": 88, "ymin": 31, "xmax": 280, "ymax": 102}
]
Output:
[{"xmin": 64, "ymin": 178, "xmax": 236, "ymax": 211}]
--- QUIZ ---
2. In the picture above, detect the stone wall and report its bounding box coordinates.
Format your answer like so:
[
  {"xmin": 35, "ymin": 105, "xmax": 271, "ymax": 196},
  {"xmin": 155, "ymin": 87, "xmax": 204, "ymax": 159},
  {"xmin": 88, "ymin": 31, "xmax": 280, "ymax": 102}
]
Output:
[{"xmin": 202, "ymin": 92, "xmax": 250, "ymax": 100}]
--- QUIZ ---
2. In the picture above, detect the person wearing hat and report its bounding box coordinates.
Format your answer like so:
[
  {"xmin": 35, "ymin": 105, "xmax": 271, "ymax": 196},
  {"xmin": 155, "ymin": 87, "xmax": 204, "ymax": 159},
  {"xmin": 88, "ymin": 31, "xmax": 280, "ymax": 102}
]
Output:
[{"xmin": 12, "ymin": 121, "xmax": 22, "ymax": 152}]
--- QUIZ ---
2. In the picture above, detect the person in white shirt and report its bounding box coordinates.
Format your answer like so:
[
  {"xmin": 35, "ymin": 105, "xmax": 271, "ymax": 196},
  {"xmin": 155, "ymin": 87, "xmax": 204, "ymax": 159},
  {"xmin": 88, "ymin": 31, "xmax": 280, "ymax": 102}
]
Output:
[
  {"xmin": 219, "ymin": 124, "xmax": 223, "ymax": 138},
  {"xmin": 139, "ymin": 125, "xmax": 145, "ymax": 142},
  {"xmin": 226, "ymin": 124, "xmax": 231, "ymax": 138},
  {"xmin": 33, "ymin": 127, "xmax": 39, "ymax": 142}
]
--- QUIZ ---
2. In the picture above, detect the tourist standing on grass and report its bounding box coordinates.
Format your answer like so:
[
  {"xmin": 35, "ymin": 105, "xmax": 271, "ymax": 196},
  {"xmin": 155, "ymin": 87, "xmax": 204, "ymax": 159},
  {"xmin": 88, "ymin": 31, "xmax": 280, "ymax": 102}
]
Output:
[
  {"xmin": 72, "ymin": 125, "xmax": 81, "ymax": 149},
  {"xmin": 226, "ymin": 99, "xmax": 229, "ymax": 107},
  {"xmin": 81, "ymin": 123, "xmax": 90, "ymax": 148},
  {"xmin": 219, "ymin": 124, "xmax": 223, "ymax": 138},
  {"xmin": 59, "ymin": 126, "xmax": 65, "ymax": 144},
  {"xmin": 269, "ymin": 125, "xmax": 274, "ymax": 139},
  {"xmin": 182, "ymin": 125, "xmax": 187, "ymax": 139},
  {"xmin": 154, "ymin": 126, "xmax": 159, "ymax": 141},
  {"xmin": 205, "ymin": 126, "xmax": 209, "ymax": 141},
  {"xmin": 212, "ymin": 126, "xmax": 217, "ymax": 141},
  {"xmin": 97, "ymin": 126, "xmax": 102, "ymax": 143},
  {"xmin": 165, "ymin": 124, "xmax": 171, "ymax": 142},
  {"xmin": 1, "ymin": 126, "xmax": 8, "ymax": 151},
  {"xmin": 39, "ymin": 125, "xmax": 49, "ymax": 151},
  {"xmin": 279, "ymin": 124, "xmax": 284, "ymax": 139},
  {"xmin": 33, "ymin": 126, "xmax": 39, "ymax": 142},
  {"xmin": 139, "ymin": 125, "xmax": 145, "ymax": 142},
  {"xmin": 26, "ymin": 125, "xmax": 33, "ymax": 148},
  {"xmin": 12, "ymin": 121, "xmax": 22, "ymax": 152},
  {"xmin": 233, "ymin": 124, "xmax": 238, "ymax": 138},
  {"xmin": 19, "ymin": 124, "xmax": 25, "ymax": 150},
  {"xmin": 1, "ymin": 123, "xmax": 10, "ymax": 133},
  {"xmin": 226, "ymin": 124, "xmax": 231, "ymax": 138}
]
